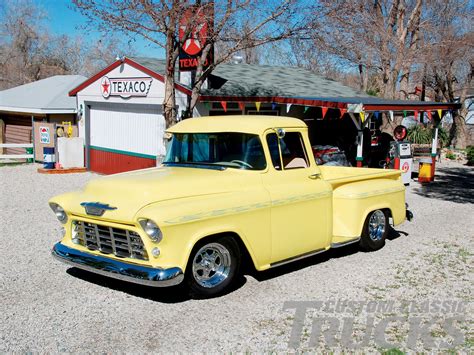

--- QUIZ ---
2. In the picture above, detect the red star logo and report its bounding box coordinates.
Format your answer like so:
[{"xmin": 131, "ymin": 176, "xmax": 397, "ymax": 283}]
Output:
[{"xmin": 102, "ymin": 81, "xmax": 110, "ymax": 94}]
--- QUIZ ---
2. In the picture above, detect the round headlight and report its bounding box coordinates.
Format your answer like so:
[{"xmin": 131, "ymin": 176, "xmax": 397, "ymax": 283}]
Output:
[
  {"xmin": 139, "ymin": 219, "xmax": 163, "ymax": 243},
  {"xmin": 49, "ymin": 203, "xmax": 67, "ymax": 224}
]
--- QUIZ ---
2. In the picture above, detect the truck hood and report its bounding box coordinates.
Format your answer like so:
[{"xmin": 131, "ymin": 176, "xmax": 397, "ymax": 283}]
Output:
[{"xmin": 61, "ymin": 166, "xmax": 257, "ymax": 223}]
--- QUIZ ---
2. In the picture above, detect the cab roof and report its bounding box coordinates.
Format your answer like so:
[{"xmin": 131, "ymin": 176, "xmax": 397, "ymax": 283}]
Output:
[{"xmin": 167, "ymin": 115, "xmax": 307, "ymax": 135}]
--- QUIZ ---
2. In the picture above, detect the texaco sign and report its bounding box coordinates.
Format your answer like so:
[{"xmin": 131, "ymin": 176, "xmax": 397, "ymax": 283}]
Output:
[{"xmin": 100, "ymin": 76, "xmax": 153, "ymax": 98}]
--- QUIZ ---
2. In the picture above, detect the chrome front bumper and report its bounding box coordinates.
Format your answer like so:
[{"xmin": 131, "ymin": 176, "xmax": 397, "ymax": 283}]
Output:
[{"xmin": 52, "ymin": 242, "xmax": 184, "ymax": 287}]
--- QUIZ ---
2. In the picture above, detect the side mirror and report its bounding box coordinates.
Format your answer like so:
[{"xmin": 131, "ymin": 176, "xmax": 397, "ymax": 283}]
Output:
[{"xmin": 276, "ymin": 128, "xmax": 285, "ymax": 139}]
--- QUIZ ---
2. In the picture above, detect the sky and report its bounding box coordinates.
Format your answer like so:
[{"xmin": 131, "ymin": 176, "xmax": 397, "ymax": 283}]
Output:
[{"xmin": 31, "ymin": 0, "xmax": 166, "ymax": 58}]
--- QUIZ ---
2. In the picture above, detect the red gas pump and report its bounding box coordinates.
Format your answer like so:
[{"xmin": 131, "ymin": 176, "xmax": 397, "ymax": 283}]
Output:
[{"xmin": 387, "ymin": 125, "xmax": 413, "ymax": 185}]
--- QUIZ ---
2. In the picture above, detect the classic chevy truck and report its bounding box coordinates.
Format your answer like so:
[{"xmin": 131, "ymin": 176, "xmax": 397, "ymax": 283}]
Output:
[{"xmin": 51, "ymin": 116, "xmax": 412, "ymax": 297}]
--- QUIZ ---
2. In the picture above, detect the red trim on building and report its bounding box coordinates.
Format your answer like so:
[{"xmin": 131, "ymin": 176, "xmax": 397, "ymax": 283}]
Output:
[
  {"xmin": 69, "ymin": 57, "xmax": 192, "ymax": 97},
  {"xmin": 89, "ymin": 148, "xmax": 155, "ymax": 175},
  {"xmin": 363, "ymin": 104, "xmax": 460, "ymax": 111},
  {"xmin": 199, "ymin": 95, "xmax": 460, "ymax": 112},
  {"xmin": 199, "ymin": 95, "xmax": 348, "ymax": 109}
]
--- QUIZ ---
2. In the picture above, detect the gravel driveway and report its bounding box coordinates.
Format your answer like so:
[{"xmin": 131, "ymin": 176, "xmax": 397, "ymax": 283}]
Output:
[{"xmin": 1, "ymin": 162, "xmax": 472, "ymax": 353}]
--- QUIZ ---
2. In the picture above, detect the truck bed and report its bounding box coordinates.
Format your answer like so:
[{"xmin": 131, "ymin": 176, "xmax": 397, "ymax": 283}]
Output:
[{"xmin": 319, "ymin": 166, "xmax": 402, "ymax": 188}]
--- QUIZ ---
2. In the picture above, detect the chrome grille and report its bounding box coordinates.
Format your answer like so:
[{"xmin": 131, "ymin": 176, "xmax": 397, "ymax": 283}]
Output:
[{"xmin": 72, "ymin": 221, "xmax": 148, "ymax": 260}]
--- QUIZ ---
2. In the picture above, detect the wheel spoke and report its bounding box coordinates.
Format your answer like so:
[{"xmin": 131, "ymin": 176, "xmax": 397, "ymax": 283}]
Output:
[{"xmin": 192, "ymin": 243, "xmax": 232, "ymax": 288}]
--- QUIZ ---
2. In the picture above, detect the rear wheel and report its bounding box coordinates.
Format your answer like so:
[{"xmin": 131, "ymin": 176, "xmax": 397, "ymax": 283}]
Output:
[
  {"xmin": 359, "ymin": 209, "xmax": 388, "ymax": 251},
  {"xmin": 186, "ymin": 236, "xmax": 240, "ymax": 298}
]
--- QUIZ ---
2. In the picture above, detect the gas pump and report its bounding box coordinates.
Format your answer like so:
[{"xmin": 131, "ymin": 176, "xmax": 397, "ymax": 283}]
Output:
[{"xmin": 387, "ymin": 125, "xmax": 413, "ymax": 185}]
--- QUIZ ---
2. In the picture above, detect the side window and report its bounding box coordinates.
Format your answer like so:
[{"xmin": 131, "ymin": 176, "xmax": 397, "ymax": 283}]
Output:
[
  {"xmin": 266, "ymin": 133, "xmax": 282, "ymax": 170},
  {"xmin": 266, "ymin": 131, "xmax": 309, "ymax": 170},
  {"xmin": 280, "ymin": 132, "xmax": 309, "ymax": 169}
]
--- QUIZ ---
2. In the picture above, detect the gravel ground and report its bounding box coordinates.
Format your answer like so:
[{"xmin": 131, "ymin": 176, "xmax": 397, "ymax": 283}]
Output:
[{"xmin": 0, "ymin": 162, "xmax": 472, "ymax": 353}]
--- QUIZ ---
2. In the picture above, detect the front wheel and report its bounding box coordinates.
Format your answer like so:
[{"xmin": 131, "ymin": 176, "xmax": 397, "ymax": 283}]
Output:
[
  {"xmin": 186, "ymin": 236, "xmax": 241, "ymax": 298},
  {"xmin": 359, "ymin": 209, "xmax": 388, "ymax": 251}
]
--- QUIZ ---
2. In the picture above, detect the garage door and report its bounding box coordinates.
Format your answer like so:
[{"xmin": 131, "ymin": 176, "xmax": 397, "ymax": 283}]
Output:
[{"xmin": 88, "ymin": 104, "xmax": 165, "ymax": 174}]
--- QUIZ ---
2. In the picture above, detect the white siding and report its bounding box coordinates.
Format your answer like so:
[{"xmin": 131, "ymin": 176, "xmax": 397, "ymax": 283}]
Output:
[{"xmin": 89, "ymin": 105, "xmax": 165, "ymax": 157}]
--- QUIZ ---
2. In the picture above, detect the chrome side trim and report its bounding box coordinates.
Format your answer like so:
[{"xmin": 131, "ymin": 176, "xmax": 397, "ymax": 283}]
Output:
[
  {"xmin": 330, "ymin": 237, "xmax": 361, "ymax": 248},
  {"xmin": 52, "ymin": 242, "xmax": 184, "ymax": 287},
  {"xmin": 270, "ymin": 247, "xmax": 327, "ymax": 268}
]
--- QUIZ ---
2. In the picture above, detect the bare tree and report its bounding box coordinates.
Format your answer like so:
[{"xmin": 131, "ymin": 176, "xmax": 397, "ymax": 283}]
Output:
[
  {"xmin": 422, "ymin": 0, "xmax": 473, "ymax": 148},
  {"xmin": 72, "ymin": 0, "xmax": 304, "ymax": 126},
  {"xmin": 0, "ymin": 0, "xmax": 133, "ymax": 90},
  {"xmin": 296, "ymin": 0, "xmax": 426, "ymax": 99}
]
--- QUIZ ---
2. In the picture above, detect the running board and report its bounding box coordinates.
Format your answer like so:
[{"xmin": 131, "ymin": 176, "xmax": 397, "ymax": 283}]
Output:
[
  {"xmin": 270, "ymin": 248, "xmax": 327, "ymax": 268},
  {"xmin": 330, "ymin": 237, "xmax": 361, "ymax": 248}
]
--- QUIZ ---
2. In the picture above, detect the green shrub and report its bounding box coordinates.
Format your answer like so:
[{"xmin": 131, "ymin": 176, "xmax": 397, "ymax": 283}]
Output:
[
  {"xmin": 407, "ymin": 126, "xmax": 449, "ymax": 147},
  {"xmin": 445, "ymin": 151, "xmax": 456, "ymax": 160},
  {"xmin": 467, "ymin": 146, "xmax": 474, "ymax": 166}
]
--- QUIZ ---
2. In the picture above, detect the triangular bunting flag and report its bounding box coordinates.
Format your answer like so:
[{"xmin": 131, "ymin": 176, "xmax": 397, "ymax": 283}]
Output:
[
  {"xmin": 221, "ymin": 101, "xmax": 227, "ymax": 112},
  {"xmin": 271, "ymin": 102, "xmax": 277, "ymax": 111},
  {"xmin": 389, "ymin": 111, "xmax": 394, "ymax": 122},
  {"xmin": 238, "ymin": 102, "xmax": 245, "ymax": 111},
  {"xmin": 255, "ymin": 102, "xmax": 261, "ymax": 112},
  {"xmin": 374, "ymin": 111, "xmax": 380, "ymax": 120},
  {"xmin": 304, "ymin": 106, "xmax": 310, "ymax": 113},
  {"xmin": 403, "ymin": 110, "xmax": 407, "ymax": 118},
  {"xmin": 437, "ymin": 109, "xmax": 443, "ymax": 119},
  {"xmin": 360, "ymin": 111, "xmax": 365, "ymax": 122},
  {"xmin": 339, "ymin": 108, "xmax": 347, "ymax": 118},
  {"xmin": 414, "ymin": 110, "xmax": 419, "ymax": 121},
  {"xmin": 321, "ymin": 107, "xmax": 328, "ymax": 118},
  {"xmin": 203, "ymin": 102, "xmax": 211, "ymax": 110},
  {"xmin": 427, "ymin": 111, "xmax": 432, "ymax": 121},
  {"xmin": 286, "ymin": 104, "xmax": 292, "ymax": 113}
]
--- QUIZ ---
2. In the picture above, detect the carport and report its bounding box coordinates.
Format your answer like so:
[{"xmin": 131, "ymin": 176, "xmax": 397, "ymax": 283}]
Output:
[{"xmin": 0, "ymin": 75, "xmax": 86, "ymax": 160}]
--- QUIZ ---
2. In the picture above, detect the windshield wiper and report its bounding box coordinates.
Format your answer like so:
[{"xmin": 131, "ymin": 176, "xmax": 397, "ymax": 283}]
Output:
[{"xmin": 162, "ymin": 162, "xmax": 227, "ymax": 171}]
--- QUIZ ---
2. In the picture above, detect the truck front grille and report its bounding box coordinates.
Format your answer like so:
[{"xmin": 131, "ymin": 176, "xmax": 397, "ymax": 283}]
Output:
[{"xmin": 72, "ymin": 220, "xmax": 148, "ymax": 260}]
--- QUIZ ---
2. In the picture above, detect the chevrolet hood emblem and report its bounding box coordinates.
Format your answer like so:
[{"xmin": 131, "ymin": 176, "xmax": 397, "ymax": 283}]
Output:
[{"xmin": 80, "ymin": 202, "xmax": 118, "ymax": 217}]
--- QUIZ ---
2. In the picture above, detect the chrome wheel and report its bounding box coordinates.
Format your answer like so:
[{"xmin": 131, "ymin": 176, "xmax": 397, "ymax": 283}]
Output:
[
  {"xmin": 368, "ymin": 210, "xmax": 386, "ymax": 241},
  {"xmin": 192, "ymin": 243, "xmax": 231, "ymax": 288}
]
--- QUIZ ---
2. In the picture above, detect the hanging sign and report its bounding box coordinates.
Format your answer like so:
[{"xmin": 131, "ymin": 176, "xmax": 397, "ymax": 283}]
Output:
[
  {"xmin": 39, "ymin": 126, "xmax": 50, "ymax": 144},
  {"xmin": 100, "ymin": 76, "xmax": 153, "ymax": 98},
  {"xmin": 179, "ymin": 4, "xmax": 214, "ymax": 71}
]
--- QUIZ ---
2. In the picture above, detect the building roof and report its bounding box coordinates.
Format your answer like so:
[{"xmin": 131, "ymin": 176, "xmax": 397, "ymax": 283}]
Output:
[
  {"xmin": 167, "ymin": 115, "xmax": 306, "ymax": 134},
  {"xmin": 131, "ymin": 57, "xmax": 459, "ymax": 111},
  {"xmin": 0, "ymin": 75, "xmax": 86, "ymax": 114}
]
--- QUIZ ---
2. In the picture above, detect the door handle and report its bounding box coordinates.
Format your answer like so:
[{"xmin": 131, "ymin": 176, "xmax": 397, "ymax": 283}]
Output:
[{"xmin": 309, "ymin": 173, "xmax": 321, "ymax": 179}]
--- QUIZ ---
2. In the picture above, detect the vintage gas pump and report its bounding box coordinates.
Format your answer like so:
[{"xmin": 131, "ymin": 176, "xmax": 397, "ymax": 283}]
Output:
[{"xmin": 387, "ymin": 125, "xmax": 413, "ymax": 185}]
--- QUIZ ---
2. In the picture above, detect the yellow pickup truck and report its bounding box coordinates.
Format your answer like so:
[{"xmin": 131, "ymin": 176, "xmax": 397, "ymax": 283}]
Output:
[{"xmin": 51, "ymin": 116, "xmax": 412, "ymax": 298}]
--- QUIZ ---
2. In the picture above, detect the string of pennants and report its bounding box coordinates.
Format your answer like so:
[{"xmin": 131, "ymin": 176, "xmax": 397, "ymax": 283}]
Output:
[{"xmin": 202, "ymin": 101, "xmax": 449, "ymax": 122}]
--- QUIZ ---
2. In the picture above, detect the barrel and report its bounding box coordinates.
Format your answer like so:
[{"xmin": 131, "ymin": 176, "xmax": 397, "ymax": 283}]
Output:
[
  {"xmin": 43, "ymin": 147, "xmax": 55, "ymax": 169},
  {"xmin": 418, "ymin": 158, "xmax": 433, "ymax": 183}
]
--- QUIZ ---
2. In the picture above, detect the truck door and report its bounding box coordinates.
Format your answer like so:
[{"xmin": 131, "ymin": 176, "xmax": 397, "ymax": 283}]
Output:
[{"xmin": 262, "ymin": 129, "xmax": 332, "ymax": 265}]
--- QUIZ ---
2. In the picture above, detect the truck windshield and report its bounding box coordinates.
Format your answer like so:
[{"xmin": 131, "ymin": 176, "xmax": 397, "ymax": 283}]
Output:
[{"xmin": 163, "ymin": 133, "xmax": 267, "ymax": 170}]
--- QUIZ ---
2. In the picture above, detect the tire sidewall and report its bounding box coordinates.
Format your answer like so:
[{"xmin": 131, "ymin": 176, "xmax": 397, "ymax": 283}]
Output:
[{"xmin": 186, "ymin": 236, "xmax": 240, "ymax": 298}]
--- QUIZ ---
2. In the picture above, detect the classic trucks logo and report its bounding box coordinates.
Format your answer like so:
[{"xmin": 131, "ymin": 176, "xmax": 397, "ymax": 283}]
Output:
[{"xmin": 100, "ymin": 76, "xmax": 152, "ymax": 98}]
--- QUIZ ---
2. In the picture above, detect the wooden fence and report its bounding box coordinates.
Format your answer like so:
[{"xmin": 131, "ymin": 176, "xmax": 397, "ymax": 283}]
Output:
[{"xmin": 0, "ymin": 143, "xmax": 34, "ymax": 162}]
